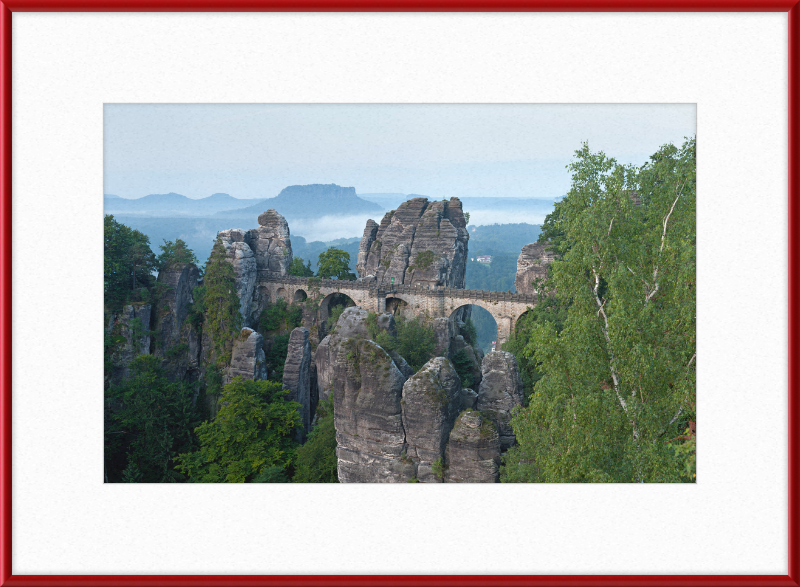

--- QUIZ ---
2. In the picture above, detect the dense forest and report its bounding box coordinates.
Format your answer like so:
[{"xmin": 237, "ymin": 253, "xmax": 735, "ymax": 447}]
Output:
[
  {"xmin": 105, "ymin": 137, "xmax": 695, "ymax": 484},
  {"xmin": 502, "ymin": 138, "xmax": 696, "ymax": 482}
]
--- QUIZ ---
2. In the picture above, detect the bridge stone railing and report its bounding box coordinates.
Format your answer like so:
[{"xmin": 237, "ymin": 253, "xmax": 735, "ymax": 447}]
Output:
[
  {"xmin": 258, "ymin": 273, "xmax": 375, "ymax": 290},
  {"xmin": 261, "ymin": 274, "xmax": 539, "ymax": 305}
]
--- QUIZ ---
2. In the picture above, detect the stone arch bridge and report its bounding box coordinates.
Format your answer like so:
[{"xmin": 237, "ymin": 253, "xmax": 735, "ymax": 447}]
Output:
[{"xmin": 259, "ymin": 273, "xmax": 539, "ymax": 348}]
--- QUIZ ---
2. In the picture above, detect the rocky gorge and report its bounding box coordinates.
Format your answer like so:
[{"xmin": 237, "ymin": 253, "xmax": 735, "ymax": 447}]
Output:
[{"xmin": 106, "ymin": 194, "xmax": 554, "ymax": 483}]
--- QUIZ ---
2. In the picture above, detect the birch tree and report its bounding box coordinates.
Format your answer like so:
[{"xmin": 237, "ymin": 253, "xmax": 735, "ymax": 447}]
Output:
[{"xmin": 503, "ymin": 138, "xmax": 696, "ymax": 483}]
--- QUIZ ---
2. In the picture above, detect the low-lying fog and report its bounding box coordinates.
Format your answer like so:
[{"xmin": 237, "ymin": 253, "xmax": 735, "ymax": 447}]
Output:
[{"xmin": 289, "ymin": 208, "xmax": 549, "ymax": 243}]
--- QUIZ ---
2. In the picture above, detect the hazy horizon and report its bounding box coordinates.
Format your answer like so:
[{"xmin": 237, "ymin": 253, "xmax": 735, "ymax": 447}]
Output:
[{"xmin": 104, "ymin": 104, "xmax": 696, "ymax": 201}]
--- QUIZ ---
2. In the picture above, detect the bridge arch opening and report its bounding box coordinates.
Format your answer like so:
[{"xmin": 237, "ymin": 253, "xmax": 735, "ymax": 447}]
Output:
[
  {"xmin": 449, "ymin": 304, "xmax": 498, "ymax": 354},
  {"xmin": 275, "ymin": 287, "xmax": 287, "ymax": 301},
  {"xmin": 320, "ymin": 292, "xmax": 356, "ymax": 336},
  {"xmin": 385, "ymin": 296, "xmax": 408, "ymax": 316},
  {"xmin": 293, "ymin": 289, "xmax": 308, "ymax": 303}
]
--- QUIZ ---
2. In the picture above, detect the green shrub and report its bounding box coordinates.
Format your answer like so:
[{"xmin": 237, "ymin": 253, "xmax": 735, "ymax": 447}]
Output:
[
  {"xmin": 328, "ymin": 304, "xmax": 346, "ymax": 330},
  {"xmin": 431, "ymin": 457, "xmax": 446, "ymax": 479},
  {"xmin": 462, "ymin": 318, "xmax": 478, "ymax": 346},
  {"xmin": 293, "ymin": 395, "xmax": 338, "ymax": 483},
  {"xmin": 266, "ymin": 333, "xmax": 291, "ymax": 382},
  {"xmin": 410, "ymin": 250, "xmax": 436, "ymax": 271},
  {"xmin": 165, "ymin": 342, "xmax": 189, "ymax": 361},
  {"xmin": 259, "ymin": 299, "xmax": 303, "ymax": 333},
  {"xmin": 376, "ymin": 316, "xmax": 437, "ymax": 372},
  {"xmin": 451, "ymin": 349, "xmax": 474, "ymax": 388}
]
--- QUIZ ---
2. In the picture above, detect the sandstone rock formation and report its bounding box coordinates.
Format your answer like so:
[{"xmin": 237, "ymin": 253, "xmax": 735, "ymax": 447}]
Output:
[
  {"xmin": 444, "ymin": 410, "xmax": 501, "ymax": 483},
  {"xmin": 153, "ymin": 263, "xmax": 200, "ymax": 355},
  {"xmin": 431, "ymin": 316, "xmax": 454, "ymax": 357},
  {"xmin": 401, "ymin": 357, "xmax": 463, "ymax": 482},
  {"xmin": 334, "ymin": 338, "xmax": 413, "ymax": 483},
  {"xmin": 514, "ymin": 242, "xmax": 557, "ymax": 296},
  {"xmin": 226, "ymin": 327, "xmax": 268, "ymax": 383},
  {"xmin": 109, "ymin": 303, "xmax": 152, "ymax": 383},
  {"xmin": 476, "ymin": 351, "xmax": 525, "ymax": 451},
  {"xmin": 217, "ymin": 229, "xmax": 257, "ymax": 322},
  {"xmin": 212, "ymin": 209, "xmax": 293, "ymax": 327},
  {"xmin": 459, "ymin": 388, "xmax": 478, "ymax": 411},
  {"xmin": 315, "ymin": 307, "xmax": 396, "ymax": 403},
  {"xmin": 119, "ymin": 304, "xmax": 152, "ymax": 357},
  {"xmin": 252, "ymin": 210, "xmax": 293, "ymax": 275},
  {"xmin": 356, "ymin": 197, "xmax": 469, "ymax": 289},
  {"xmin": 313, "ymin": 309, "xmax": 526, "ymax": 482},
  {"xmin": 283, "ymin": 327, "xmax": 312, "ymax": 441},
  {"xmin": 356, "ymin": 219, "xmax": 379, "ymax": 277}
]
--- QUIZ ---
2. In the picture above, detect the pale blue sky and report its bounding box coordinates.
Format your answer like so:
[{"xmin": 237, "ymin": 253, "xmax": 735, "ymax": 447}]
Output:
[{"xmin": 104, "ymin": 104, "xmax": 696, "ymax": 200}]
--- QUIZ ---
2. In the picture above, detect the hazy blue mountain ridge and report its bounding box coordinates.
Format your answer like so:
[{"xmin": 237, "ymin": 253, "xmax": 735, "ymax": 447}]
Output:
[{"xmin": 103, "ymin": 192, "xmax": 264, "ymax": 216}]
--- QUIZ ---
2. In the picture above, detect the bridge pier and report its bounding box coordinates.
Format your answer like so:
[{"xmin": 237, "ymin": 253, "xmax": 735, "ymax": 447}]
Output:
[{"xmin": 495, "ymin": 316, "xmax": 512, "ymax": 350}]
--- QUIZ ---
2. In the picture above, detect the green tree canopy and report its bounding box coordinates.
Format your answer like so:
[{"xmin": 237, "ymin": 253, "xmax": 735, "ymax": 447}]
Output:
[
  {"xmin": 157, "ymin": 238, "xmax": 199, "ymax": 272},
  {"xmin": 317, "ymin": 247, "xmax": 354, "ymax": 280},
  {"xmin": 288, "ymin": 256, "xmax": 314, "ymax": 277},
  {"xmin": 203, "ymin": 239, "xmax": 242, "ymax": 365},
  {"xmin": 174, "ymin": 377, "xmax": 300, "ymax": 483},
  {"xmin": 106, "ymin": 355, "xmax": 200, "ymax": 483},
  {"xmin": 503, "ymin": 138, "xmax": 696, "ymax": 483},
  {"xmin": 104, "ymin": 214, "xmax": 157, "ymax": 312}
]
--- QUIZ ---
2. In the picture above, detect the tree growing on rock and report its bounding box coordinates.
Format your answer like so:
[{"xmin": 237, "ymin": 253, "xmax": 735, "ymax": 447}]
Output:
[
  {"xmin": 317, "ymin": 247, "xmax": 354, "ymax": 280},
  {"xmin": 504, "ymin": 138, "xmax": 696, "ymax": 483},
  {"xmin": 157, "ymin": 238, "xmax": 199, "ymax": 272},
  {"xmin": 203, "ymin": 238, "xmax": 243, "ymax": 366}
]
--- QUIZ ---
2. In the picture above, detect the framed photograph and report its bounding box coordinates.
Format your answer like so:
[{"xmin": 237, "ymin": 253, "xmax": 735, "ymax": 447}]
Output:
[{"xmin": 1, "ymin": 2, "xmax": 797, "ymax": 586}]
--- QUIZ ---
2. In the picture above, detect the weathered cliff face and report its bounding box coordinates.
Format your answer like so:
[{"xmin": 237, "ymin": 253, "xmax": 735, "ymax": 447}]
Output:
[
  {"xmin": 476, "ymin": 351, "xmax": 525, "ymax": 451},
  {"xmin": 356, "ymin": 197, "xmax": 469, "ymax": 289},
  {"xmin": 283, "ymin": 327, "xmax": 311, "ymax": 442},
  {"xmin": 356, "ymin": 219, "xmax": 379, "ymax": 278},
  {"xmin": 514, "ymin": 242, "xmax": 557, "ymax": 296},
  {"xmin": 251, "ymin": 210, "xmax": 292, "ymax": 275},
  {"xmin": 213, "ymin": 209, "xmax": 293, "ymax": 327},
  {"xmin": 401, "ymin": 357, "xmax": 463, "ymax": 482},
  {"xmin": 217, "ymin": 229, "xmax": 257, "ymax": 323},
  {"xmin": 108, "ymin": 303, "xmax": 152, "ymax": 383},
  {"xmin": 153, "ymin": 263, "xmax": 200, "ymax": 355},
  {"xmin": 312, "ymin": 307, "xmax": 418, "ymax": 482},
  {"xmin": 313, "ymin": 309, "xmax": 522, "ymax": 482},
  {"xmin": 335, "ymin": 338, "xmax": 414, "ymax": 483},
  {"xmin": 444, "ymin": 410, "xmax": 501, "ymax": 483},
  {"xmin": 226, "ymin": 327, "xmax": 268, "ymax": 383},
  {"xmin": 315, "ymin": 307, "xmax": 396, "ymax": 404}
]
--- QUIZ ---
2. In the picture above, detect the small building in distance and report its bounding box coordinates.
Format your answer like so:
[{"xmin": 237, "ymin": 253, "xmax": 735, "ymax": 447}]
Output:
[{"xmin": 477, "ymin": 255, "xmax": 492, "ymax": 264}]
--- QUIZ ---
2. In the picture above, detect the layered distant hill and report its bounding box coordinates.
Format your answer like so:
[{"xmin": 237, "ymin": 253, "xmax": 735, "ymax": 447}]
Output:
[
  {"xmin": 103, "ymin": 192, "xmax": 264, "ymax": 216},
  {"xmin": 215, "ymin": 184, "xmax": 383, "ymax": 218}
]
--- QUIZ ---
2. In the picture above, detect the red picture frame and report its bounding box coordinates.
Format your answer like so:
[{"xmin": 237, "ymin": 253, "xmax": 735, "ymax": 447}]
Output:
[{"xmin": 1, "ymin": 2, "xmax": 797, "ymax": 586}]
